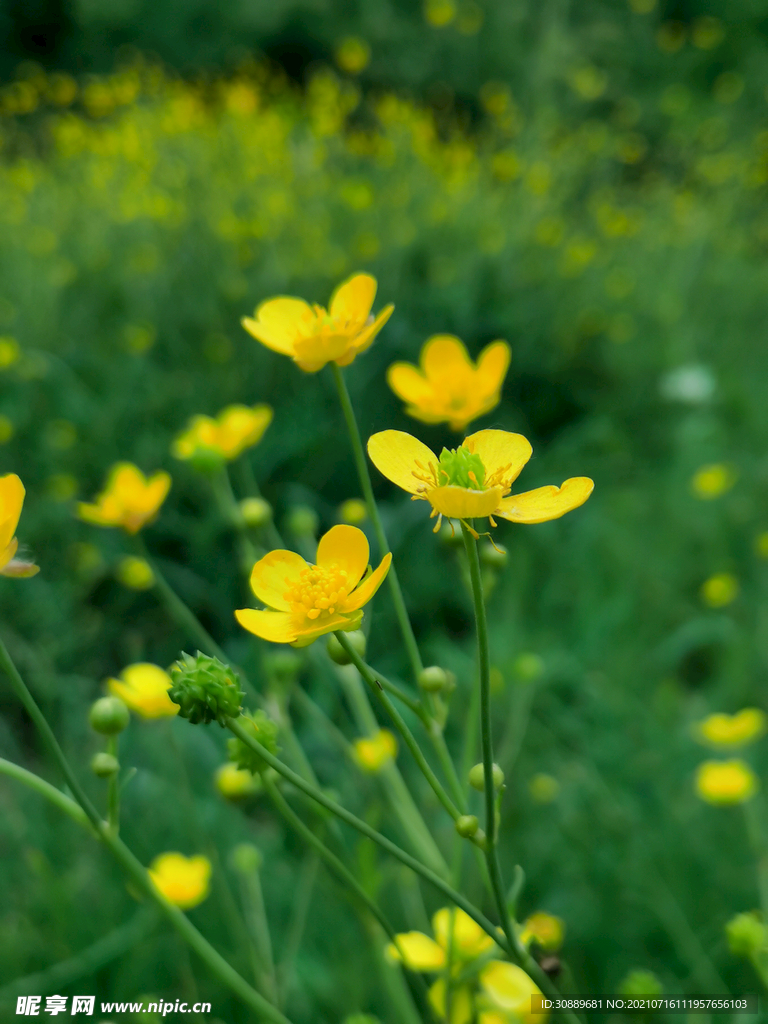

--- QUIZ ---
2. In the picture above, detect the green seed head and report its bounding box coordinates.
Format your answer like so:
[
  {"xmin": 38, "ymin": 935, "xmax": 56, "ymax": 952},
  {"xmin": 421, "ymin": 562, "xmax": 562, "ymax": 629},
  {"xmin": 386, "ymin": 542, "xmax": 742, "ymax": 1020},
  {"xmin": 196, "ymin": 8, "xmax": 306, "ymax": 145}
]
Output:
[
  {"xmin": 168, "ymin": 651, "xmax": 245, "ymax": 727},
  {"xmin": 89, "ymin": 696, "xmax": 130, "ymax": 735},
  {"xmin": 455, "ymin": 814, "xmax": 479, "ymax": 838},
  {"xmin": 469, "ymin": 762, "xmax": 505, "ymax": 791},
  {"xmin": 438, "ymin": 446, "xmax": 486, "ymax": 489},
  {"xmin": 90, "ymin": 752, "xmax": 120, "ymax": 777},
  {"xmin": 418, "ymin": 666, "xmax": 449, "ymax": 693}
]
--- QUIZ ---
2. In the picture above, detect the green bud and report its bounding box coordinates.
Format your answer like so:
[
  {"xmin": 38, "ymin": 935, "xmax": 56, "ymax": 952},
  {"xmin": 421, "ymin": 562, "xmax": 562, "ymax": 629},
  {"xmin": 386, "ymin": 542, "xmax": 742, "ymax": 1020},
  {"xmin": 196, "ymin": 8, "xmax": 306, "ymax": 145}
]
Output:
[
  {"xmin": 230, "ymin": 842, "xmax": 263, "ymax": 874},
  {"xmin": 617, "ymin": 969, "xmax": 663, "ymax": 998},
  {"xmin": 469, "ymin": 762, "xmax": 504, "ymax": 791},
  {"xmin": 285, "ymin": 505, "xmax": 319, "ymax": 537},
  {"xmin": 90, "ymin": 752, "xmax": 120, "ymax": 777},
  {"xmin": 227, "ymin": 709, "xmax": 280, "ymax": 773},
  {"xmin": 726, "ymin": 911, "xmax": 766, "ymax": 956},
  {"xmin": 455, "ymin": 814, "xmax": 479, "ymax": 838},
  {"xmin": 480, "ymin": 542, "xmax": 508, "ymax": 568},
  {"xmin": 168, "ymin": 651, "xmax": 245, "ymax": 727},
  {"xmin": 327, "ymin": 630, "xmax": 366, "ymax": 666},
  {"xmin": 470, "ymin": 829, "xmax": 487, "ymax": 850},
  {"xmin": 240, "ymin": 496, "xmax": 272, "ymax": 528},
  {"xmin": 89, "ymin": 696, "xmax": 130, "ymax": 735},
  {"xmin": 418, "ymin": 666, "xmax": 448, "ymax": 693},
  {"xmin": 263, "ymin": 651, "xmax": 302, "ymax": 685},
  {"xmin": 513, "ymin": 653, "xmax": 545, "ymax": 682}
]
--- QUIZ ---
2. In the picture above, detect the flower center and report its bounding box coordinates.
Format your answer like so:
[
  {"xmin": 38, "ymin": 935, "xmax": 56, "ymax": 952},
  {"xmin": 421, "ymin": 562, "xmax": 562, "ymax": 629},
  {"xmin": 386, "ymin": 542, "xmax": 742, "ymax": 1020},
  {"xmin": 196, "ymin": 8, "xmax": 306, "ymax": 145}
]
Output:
[
  {"xmin": 438, "ymin": 446, "xmax": 486, "ymax": 489},
  {"xmin": 283, "ymin": 563, "xmax": 351, "ymax": 620}
]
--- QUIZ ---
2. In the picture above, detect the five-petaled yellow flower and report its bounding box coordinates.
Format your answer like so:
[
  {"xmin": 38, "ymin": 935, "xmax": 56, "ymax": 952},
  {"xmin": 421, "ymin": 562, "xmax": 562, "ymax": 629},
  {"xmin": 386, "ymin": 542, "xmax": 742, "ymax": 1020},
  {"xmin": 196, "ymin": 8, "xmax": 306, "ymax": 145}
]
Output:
[
  {"xmin": 695, "ymin": 708, "xmax": 766, "ymax": 749},
  {"xmin": 387, "ymin": 335, "xmax": 511, "ymax": 431},
  {"xmin": 107, "ymin": 663, "xmax": 179, "ymax": 719},
  {"xmin": 0, "ymin": 474, "xmax": 39, "ymax": 577},
  {"xmin": 367, "ymin": 429, "xmax": 593, "ymax": 535},
  {"xmin": 78, "ymin": 463, "xmax": 171, "ymax": 534},
  {"xmin": 148, "ymin": 852, "xmax": 211, "ymax": 909},
  {"xmin": 235, "ymin": 524, "xmax": 391, "ymax": 647},
  {"xmin": 172, "ymin": 404, "xmax": 273, "ymax": 463},
  {"xmin": 241, "ymin": 273, "xmax": 394, "ymax": 372},
  {"xmin": 695, "ymin": 759, "xmax": 758, "ymax": 805}
]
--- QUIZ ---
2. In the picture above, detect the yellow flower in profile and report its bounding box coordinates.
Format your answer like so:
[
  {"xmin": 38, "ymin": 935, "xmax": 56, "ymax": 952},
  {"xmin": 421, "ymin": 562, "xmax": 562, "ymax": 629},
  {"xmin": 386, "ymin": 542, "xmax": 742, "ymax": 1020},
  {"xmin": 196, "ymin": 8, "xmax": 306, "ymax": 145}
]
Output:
[
  {"xmin": 236, "ymin": 525, "xmax": 391, "ymax": 647},
  {"xmin": 241, "ymin": 273, "xmax": 394, "ymax": 372},
  {"xmin": 387, "ymin": 335, "xmax": 511, "ymax": 432},
  {"xmin": 696, "ymin": 709, "xmax": 766, "ymax": 749},
  {"xmin": 172, "ymin": 405, "xmax": 272, "ymax": 463},
  {"xmin": 107, "ymin": 663, "xmax": 179, "ymax": 719},
  {"xmin": 0, "ymin": 474, "xmax": 39, "ymax": 578},
  {"xmin": 215, "ymin": 762, "xmax": 261, "ymax": 799},
  {"xmin": 691, "ymin": 463, "xmax": 736, "ymax": 499},
  {"xmin": 701, "ymin": 572, "xmax": 738, "ymax": 608},
  {"xmin": 78, "ymin": 463, "xmax": 171, "ymax": 534},
  {"xmin": 354, "ymin": 729, "xmax": 398, "ymax": 772},
  {"xmin": 367, "ymin": 429, "xmax": 593, "ymax": 535},
  {"xmin": 695, "ymin": 760, "xmax": 758, "ymax": 805},
  {"xmin": 520, "ymin": 912, "xmax": 565, "ymax": 952},
  {"xmin": 478, "ymin": 961, "xmax": 546, "ymax": 1024},
  {"xmin": 148, "ymin": 852, "xmax": 211, "ymax": 909}
]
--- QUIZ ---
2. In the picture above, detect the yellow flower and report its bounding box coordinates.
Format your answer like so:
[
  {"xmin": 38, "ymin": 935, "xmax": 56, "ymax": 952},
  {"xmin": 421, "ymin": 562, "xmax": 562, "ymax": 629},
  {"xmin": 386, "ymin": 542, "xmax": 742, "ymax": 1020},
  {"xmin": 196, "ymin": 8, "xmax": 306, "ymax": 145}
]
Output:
[
  {"xmin": 386, "ymin": 335, "xmax": 511, "ymax": 431},
  {"xmin": 695, "ymin": 760, "xmax": 758, "ymax": 805},
  {"xmin": 354, "ymin": 729, "xmax": 398, "ymax": 772},
  {"xmin": 78, "ymin": 463, "xmax": 171, "ymax": 533},
  {"xmin": 0, "ymin": 474, "xmax": 39, "ymax": 578},
  {"xmin": 691, "ymin": 463, "xmax": 736, "ymax": 499},
  {"xmin": 107, "ymin": 663, "xmax": 179, "ymax": 719},
  {"xmin": 172, "ymin": 404, "xmax": 272, "ymax": 462},
  {"xmin": 520, "ymin": 912, "xmax": 565, "ymax": 952},
  {"xmin": 478, "ymin": 961, "xmax": 546, "ymax": 1024},
  {"xmin": 148, "ymin": 852, "xmax": 211, "ymax": 909},
  {"xmin": 215, "ymin": 763, "xmax": 261, "ymax": 799},
  {"xmin": 701, "ymin": 572, "xmax": 738, "ymax": 608},
  {"xmin": 241, "ymin": 273, "xmax": 394, "ymax": 372},
  {"xmin": 386, "ymin": 907, "xmax": 497, "ymax": 972},
  {"xmin": 696, "ymin": 709, "xmax": 767, "ymax": 749},
  {"xmin": 428, "ymin": 978, "xmax": 474, "ymax": 1024},
  {"xmin": 367, "ymin": 429, "xmax": 593, "ymax": 535},
  {"xmin": 235, "ymin": 524, "xmax": 392, "ymax": 648}
]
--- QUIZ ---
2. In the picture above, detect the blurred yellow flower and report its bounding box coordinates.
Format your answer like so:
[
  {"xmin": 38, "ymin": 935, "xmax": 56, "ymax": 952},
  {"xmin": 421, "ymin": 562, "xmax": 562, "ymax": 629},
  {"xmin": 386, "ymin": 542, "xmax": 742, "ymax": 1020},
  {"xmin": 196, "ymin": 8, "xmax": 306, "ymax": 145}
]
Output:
[
  {"xmin": 335, "ymin": 37, "xmax": 371, "ymax": 74},
  {"xmin": 429, "ymin": 979, "xmax": 473, "ymax": 1024},
  {"xmin": 115, "ymin": 555, "xmax": 155, "ymax": 590},
  {"xmin": 0, "ymin": 336, "xmax": 20, "ymax": 367},
  {"xmin": 367, "ymin": 429, "xmax": 593, "ymax": 535},
  {"xmin": 0, "ymin": 475, "xmax": 39, "ymax": 578},
  {"xmin": 339, "ymin": 498, "xmax": 367, "ymax": 525},
  {"xmin": 242, "ymin": 273, "xmax": 393, "ymax": 373},
  {"xmin": 756, "ymin": 532, "xmax": 768, "ymax": 558},
  {"xmin": 107, "ymin": 663, "xmax": 178, "ymax": 719},
  {"xmin": 700, "ymin": 572, "xmax": 738, "ymax": 608},
  {"xmin": 215, "ymin": 762, "xmax": 261, "ymax": 799},
  {"xmin": 696, "ymin": 709, "xmax": 766, "ymax": 749},
  {"xmin": 691, "ymin": 463, "xmax": 736, "ymax": 499},
  {"xmin": 425, "ymin": 0, "xmax": 456, "ymax": 26},
  {"xmin": 478, "ymin": 961, "xmax": 546, "ymax": 1024},
  {"xmin": 172, "ymin": 405, "xmax": 273, "ymax": 463},
  {"xmin": 386, "ymin": 907, "xmax": 496, "ymax": 973},
  {"xmin": 520, "ymin": 912, "xmax": 565, "ymax": 952},
  {"xmin": 78, "ymin": 463, "xmax": 171, "ymax": 534},
  {"xmin": 387, "ymin": 335, "xmax": 511, "ymax": 431},
  {"xmin": 695, "ymin": 760, "xmax": 758, "ymax": 805},
  {"xmin": 0, "ymin": 415, "xmax": 13, "ymax": 443},
  {"xmin": 148, "ymin": 852, "xmax": 211, "ymax": 909},
  {"xmin": 353, "ymin": 729, "xmax": 397, "ymax": 772},
  {"xmin": 236, "ymin": 524, "xmax": 391, "ymax": 647}
]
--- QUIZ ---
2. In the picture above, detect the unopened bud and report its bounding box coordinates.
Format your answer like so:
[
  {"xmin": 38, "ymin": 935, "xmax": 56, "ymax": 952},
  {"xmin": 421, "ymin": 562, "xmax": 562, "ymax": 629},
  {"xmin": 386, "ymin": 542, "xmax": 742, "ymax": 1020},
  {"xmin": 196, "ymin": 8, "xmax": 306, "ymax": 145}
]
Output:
[
  {"xmin": 230, "ymin": 842, "xmax": 263, "ymax": 874},
  {"xmin": 285, "ymin": 505, "xmax": 319, "ymax": 537},
  {"xmin": 90, "ymin": 752, "xmax": 120, "ymax": 777},
  {"xmin": 418, "ymin": 666, "xmax": 448, "ymax": 693},
  {"xmin": 169, "ymin": 651, "xmax": 244, "ymax": 726},
  {"xmin": 455, "ymin": 814, "xmax": 479, "ymax": 838},
  {"xmin": 239, "ymin": 496, "xmax": 272, "ymax": 528},
  {"xmin": 327, "ymin": 630, "xmax": 366, "ymax": 666},
  {"xmin": 89, "ymin": 696, "xmax": 130, "ymax": 735},
  {"xmin": 726, "ymin": 912, "xmax": 766, "ymax": 956},
  {"xmin": 263, "ymin": 651, "xmax": 302, "ymax": 685},
  {"xmin": 469, "ymin": 762, "xmax": 504, "ymax": 791}
]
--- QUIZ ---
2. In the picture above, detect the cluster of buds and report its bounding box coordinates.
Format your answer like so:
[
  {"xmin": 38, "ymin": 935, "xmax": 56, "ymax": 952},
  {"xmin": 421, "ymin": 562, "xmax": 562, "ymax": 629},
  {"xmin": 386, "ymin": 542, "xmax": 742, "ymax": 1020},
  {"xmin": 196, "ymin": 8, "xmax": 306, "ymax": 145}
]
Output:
[{"xmin": 168, "ymin": 652, "xmax": 245, "ymax": 726}]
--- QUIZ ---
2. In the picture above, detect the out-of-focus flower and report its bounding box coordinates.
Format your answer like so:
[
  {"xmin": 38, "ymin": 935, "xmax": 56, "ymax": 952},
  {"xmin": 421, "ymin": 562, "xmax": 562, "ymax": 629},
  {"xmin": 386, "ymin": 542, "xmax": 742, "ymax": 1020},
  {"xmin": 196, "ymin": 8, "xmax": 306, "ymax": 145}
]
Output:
[
  {"xmin": 367, "ymin": 429, "xmax": 593, "ymax": 535},
  {"xmin": 339, "ymin": 498, "xmax": 367, "ymax": 525},
  {"xmin": 107, "ymin": 663, "xmax": 178, "ymax": 719},
  {"xmin": 386, "ymin": 335, "xmax": 510, "ymax": 431},
  {"xmin": 236, "ymin": 525, "xmax": 391, "ymax": 647},
  {"xmin": 172, "ymin": 405, "xmax": 272, "ymax": 464},
  {"xmin": 0, "ymin": 336, "xmax": 20, "ymax": 367},
  {"xmin": 78, "ymin": 463, "xmax": 170, "ymax": 533},
  {"xmin": 520, "ymin": 912, "xmax": 565, "ymax": 952},
  {"xmin": 353, "ymin": 729, "xmax": 397, "ymax": 772},
  {"xmin": 335, "ymin": 37, "xmax": 371, "ymax": 74},
  {"xmin": 756, "ymin": 532, "xmax": 768, "ymax": 559},
  {"xmin": 115, "ymin": 555, "xmax": 155, "ymax": 590},
  {"xmin": 215, "ymin": 762, "xmax": 262, "ymax": 799},
  {"xmin": 700, "ymin": 572, "xmax": 738, "ymax": 608},
  {"xmin": 148, "ymin": 852, "xmax": 211, "ymax": 909},
  {"xmin": 695, "ymin": 760, "xmax": 758, "ymax": 805},
  {"xmin": 726, "ymin": 912, "xmax": 766, "ymax": 956},
  {"xmin": 477, "ymin": 960, "xmax": 546, "ymax": 1024},
  {"xmin": 695, "ymin": 709, "xmax": 766, "ymax": 749},
  {"xmin": 618, "ymin": 970, "xmax": 663, "ymax": 997},
  {"xmin": 0, "ymin": 475, "xmax": 39, "ymax": 578},
  {"xmin": 425, "ymin": 0, "xmax": 456, "ymax": 27},
  {"xmin": 242, "ymin": 273, "xmax": 393, "ymax": 373},
  {"xmin": 691, "ymin": 464, "xmax": 736, "ymax": 499}
]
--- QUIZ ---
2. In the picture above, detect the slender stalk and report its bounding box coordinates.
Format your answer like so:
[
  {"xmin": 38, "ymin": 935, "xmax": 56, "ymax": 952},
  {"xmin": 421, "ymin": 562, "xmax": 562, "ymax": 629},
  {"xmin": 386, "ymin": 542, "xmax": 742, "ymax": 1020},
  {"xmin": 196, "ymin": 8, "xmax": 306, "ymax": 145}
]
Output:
[
  {"xmin": 330, "ymin": 363, "xmax": 423, "ymax": 682},
  {"xmin": 744, "ymin": 799, "xmax": 768, "ymax": 921},
  {"xmin": 0, "ymin": 635, "xmax": 293, "ymax": 1024},
  {"xmin": 106, "ymin": 735, "xmax": 120, "ymax": 832},
  {"xmin": 277, "ymin": 852, "xmax": 318, "ymax": 1003},
  {"xmin": 0, "ymin": 757, "xmax": 91, "ymax": 831}
]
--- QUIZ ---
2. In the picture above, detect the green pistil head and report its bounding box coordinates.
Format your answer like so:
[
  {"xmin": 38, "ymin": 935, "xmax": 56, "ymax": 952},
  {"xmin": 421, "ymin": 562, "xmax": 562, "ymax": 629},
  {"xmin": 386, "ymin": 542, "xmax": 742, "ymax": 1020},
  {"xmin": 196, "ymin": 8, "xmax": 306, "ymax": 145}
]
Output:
[{"xmin": 438, "ymin": 446, "xmax": 486, "ymax": 489}]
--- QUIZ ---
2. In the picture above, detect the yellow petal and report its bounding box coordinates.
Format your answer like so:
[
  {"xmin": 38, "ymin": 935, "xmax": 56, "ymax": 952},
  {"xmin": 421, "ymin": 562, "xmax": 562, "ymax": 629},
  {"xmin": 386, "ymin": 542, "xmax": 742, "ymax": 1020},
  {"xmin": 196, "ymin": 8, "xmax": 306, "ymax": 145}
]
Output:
[
  {"xmin": 290, "ymin": 609, "xmax": 363, "ymax": 647},
  {"xmin": 242, "ymin": 296, "xmax": 314, "ymax": 355},
  {"xmin": 480, "ymin": 960, "xmax": 543, "ymax": 1022},
  {"xmin": 387, "ymin": 362, "xmax": 433, "ymax": 405},
  {"xmin": 344, "ymin": 552, "xmax": 392, "ymax": 611},
  {"xmin": 350, "ymin": 303, "xmax": 394, "ymax": 355},
  {"xmin": 0, "ymin": 536, "xmax": 19, "ymax": 572},
  {"xmin": 367, "ymin": 430, "xmax": 437, "ymax": 495},
  {"xmin": 77, "ymin": 501, "xmax": 112, "ymax": 527},
  {"xmin": 250, "ymin": 550, "xmax": 309, "ymax": 611},
  {"xmin": 421, "ymin": 335, "xmax": 473, "ymax": 385},
  {"xmin": 428, "ymin": 979, "xmax": 474, "ymax": 1024},
  {"xmin": 329, "ymin": 273, "xmax": 377, "ymax": 322},
  {"xmin": 464, "ymin": 429, "xmax": 532, "ymax": 483},
  {"xmin": 427, "ymin": 485, "xmax": 504, "ymax": 520},
  {"xmin": 235, "ymin": 608, "xmax": 298, "ymax": 643},
  {"xmin": 386, "ymin": 932, "xmax": 446, "ymax": 971},
  {"xmin": 316, "ymin": 524, "xmax": 369, "ymax": 586},
  {"xmin": 475, "ymin": 340, "xmax": 511, "ymax": 394},
  {"xmin": 145, "ymin": 472, "xmax": 172, "ymax": 510},
  {"xmin": 496, "ymin": 477, "xmax": 594, "ymax": 524},
  {"xmin": 293, "ymin": 331, "xmax": 353, "ymax": 366},
  {"xmin": 432, "ymin": 907, "xmax": 495, "ymax": 960},
  {"xmin": 0, "ymin": 474, "xmax": 24, "ymax": 551},
  {"xmin": 110, "ymin": 462, "xmax": 146, "ymax": 498}
]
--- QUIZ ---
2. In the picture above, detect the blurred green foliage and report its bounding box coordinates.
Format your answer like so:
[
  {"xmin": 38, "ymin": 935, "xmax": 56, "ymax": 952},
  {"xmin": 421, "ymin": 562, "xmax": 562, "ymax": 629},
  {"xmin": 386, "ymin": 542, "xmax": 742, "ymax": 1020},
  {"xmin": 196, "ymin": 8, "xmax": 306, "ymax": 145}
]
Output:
[{"xmin": 1, "ymin": 1, "xmax": 768, "ymax": 1020}]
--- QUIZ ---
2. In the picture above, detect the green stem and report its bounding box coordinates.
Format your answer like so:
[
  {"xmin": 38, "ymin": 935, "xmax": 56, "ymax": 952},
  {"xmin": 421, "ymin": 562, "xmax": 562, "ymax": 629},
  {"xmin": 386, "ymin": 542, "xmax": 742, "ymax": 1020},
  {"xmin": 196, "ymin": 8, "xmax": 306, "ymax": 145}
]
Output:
[
  {"xmin": 226, "ymin": 718, "xmax": 506, "ymax": 951},
  {"xmin": 106, "ymin": 734, "xmax": 120, "ymax": 833},
  {"xmin": 0, "ymin": 757, "xmax": 91, "ymax": 830},
  {"xmin": 211, "ymin": 466, "xmax": 258, "ymax": 570},
  {"xmin": 330, "ymin": 363, "xmax": 423, "ymax": 683},
  {"xmin": 277, "ymin": 852, "xmax": 318, "ymax": 1003},
  {"xmin": 744, "ymin": 799, "xmax": 768, "ymax": 920},
  {"xmin": 0, "ymin": 635, "xmax": 293, "ymax": 1024}
]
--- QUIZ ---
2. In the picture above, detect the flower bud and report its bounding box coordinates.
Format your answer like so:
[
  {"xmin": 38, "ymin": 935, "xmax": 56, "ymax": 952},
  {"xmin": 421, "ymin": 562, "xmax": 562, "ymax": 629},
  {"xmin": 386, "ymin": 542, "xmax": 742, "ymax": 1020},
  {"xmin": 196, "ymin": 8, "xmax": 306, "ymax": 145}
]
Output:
[
  {"xmin": 455, "ymin": 814, "xmax": 479, "ymax": 838},
  {"xmin": 480, "ymin": 542, "xmax": 508, "ymax": 568},
  {"xmin": 89, "ymin": 696, "xmax": 130, "ymax": 735},
  {"xmin": 168, "ymin": 651, "xmax": 244, "ymax": 726},
  {"xmin": 726, "ymin": 911, "xmax": 766, "ymax": 956},
  {"xmin": 90, "ymin": 752, "xmax": 120, "ymax": 777},
  {"xmin": 618, "ymin": 969, "xmax": 663, "ymax": 997},
  {"xmin": 285, "ymin": 505, "xmax": 319, "ymax": 537},
  {"xmin": 230, "ymin": 842, "xmax": 263, "ymax": 874},
  {"xmin": 327, "ymin": 630, "xmax": 366, "ymax": 666},
  {"xmin": 239, "ymin": 497, "xmax": 273, "ymax": 528},
  {"xmin": 418, "ymin": 666, "xmax": 448, "ymax": 693},
  {"xmin": 263, "ymin": 651, "xmax": 302, "ymax": 685},
  {"xmin": 227, "ymin": 709, "xmax": 280, "ymax": 773},
  {"xmin": 469, "ymin": 762, "xmax": 504, "ymax": 791}
]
